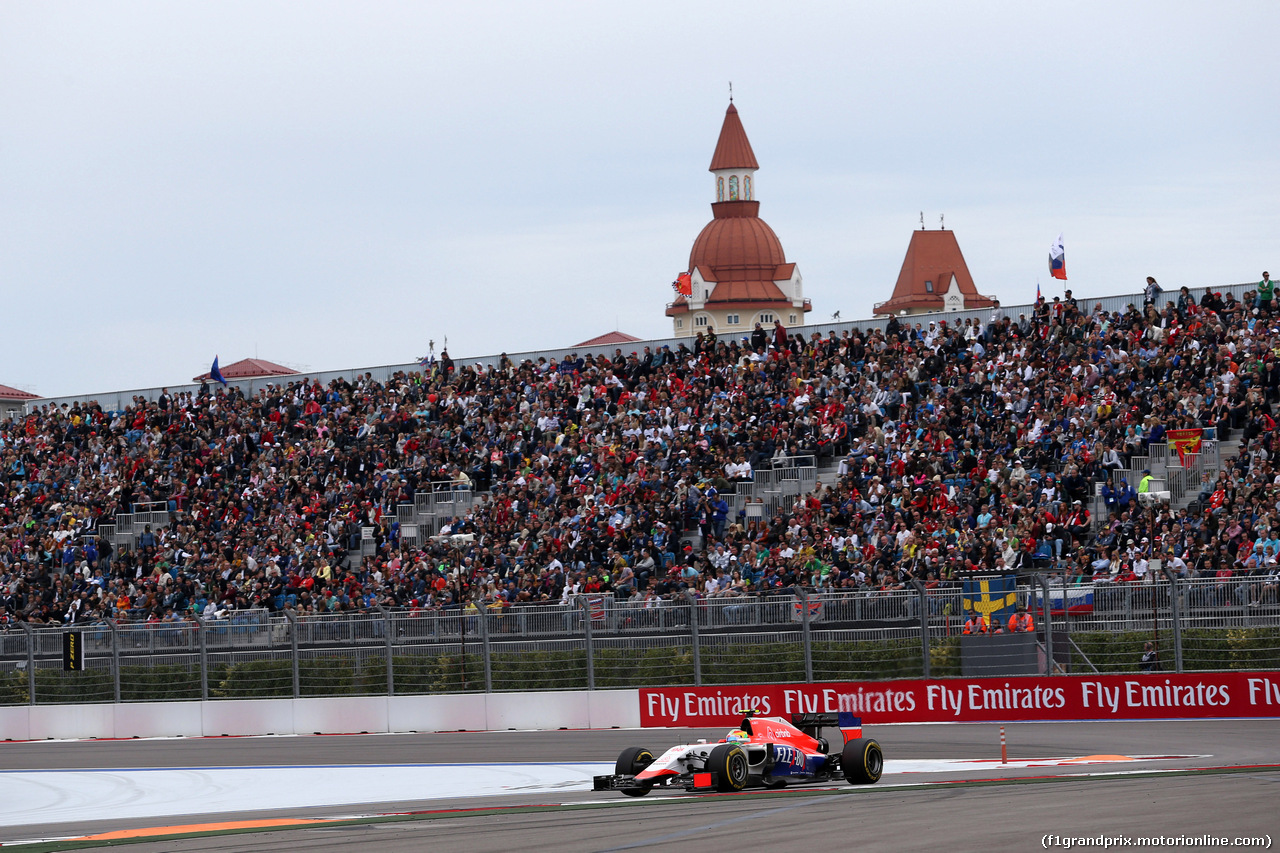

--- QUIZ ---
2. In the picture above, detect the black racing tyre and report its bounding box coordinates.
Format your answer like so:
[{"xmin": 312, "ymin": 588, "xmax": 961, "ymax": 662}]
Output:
[
  {"xmin": 616, "ymin": 746, "xmax": 655, "ymax": 797},
  {"xmin": 841, "ymin": 738, "xmax": 883, "ymax": 785},
  {"xmin": 707, "ymin": 744, "xmax": 750, "ymax": 792}
]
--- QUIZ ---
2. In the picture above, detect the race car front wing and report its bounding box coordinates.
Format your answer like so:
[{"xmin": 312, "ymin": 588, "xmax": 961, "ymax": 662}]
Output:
[{"xmin": 592, "ymin": 772, "xmax": 723, "ymax": 792}]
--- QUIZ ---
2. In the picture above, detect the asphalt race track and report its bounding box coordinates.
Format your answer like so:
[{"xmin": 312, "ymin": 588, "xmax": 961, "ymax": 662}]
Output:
[{"xmin": 1, "ymin": 720, "xmax": 1277, "ymax": 851}]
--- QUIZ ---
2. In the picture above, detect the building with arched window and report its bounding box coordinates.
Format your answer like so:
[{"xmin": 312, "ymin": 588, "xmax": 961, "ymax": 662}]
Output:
[{"xmin": 666, "ymin": 102, "xmax": 810, "ymax": 338}]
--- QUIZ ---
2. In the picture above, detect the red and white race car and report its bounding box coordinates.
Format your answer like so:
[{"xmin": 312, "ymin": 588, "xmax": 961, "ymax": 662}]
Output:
[{"xmin": 593, "ymin": 711, "xmax": 883, "ymax": 796}]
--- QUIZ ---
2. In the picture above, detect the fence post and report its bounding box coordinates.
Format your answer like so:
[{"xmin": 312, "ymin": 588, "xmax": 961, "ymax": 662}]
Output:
[
  {"xmin": 578, "ymin": 597, "xmax": 594, "ymax": 692},
  {"xmin": 1162, "ymin": 566, "xmax": 1185, "ymax": 673},
  {"xmin": 799, "ymin": 589, "xmax": 814, "ymax": 684},
  {"xmin": 911, "ymin": 579, "xmax": 930, "ymax": 680},
  {"xmin": 1034, "ymin": 574, "xmax": 1053, "ymax": 675},
  {"xmin": 108, "ymin": 620, "xmax": 121, "ymax": 703},
  {"xmin": 20, "ymin": 622, "xmax": 35, "ymax": 705},
  {"xmin": 686, "ymin": 591, "xmax": 702, "ymax": 687},
  {"xmin": 285, "ymin": 611, "xmax": 300, "ymax": 698},
  {"xmin": 478, "ymin": 601, "xmax": 493, "ymax": 694},
  {"xmin": 197, "ymin": 617, "xmax": 209, "ymax": 701},
  {"xmin": 379, "ymin": 607, "xmax": 395, "ymax": 696}
]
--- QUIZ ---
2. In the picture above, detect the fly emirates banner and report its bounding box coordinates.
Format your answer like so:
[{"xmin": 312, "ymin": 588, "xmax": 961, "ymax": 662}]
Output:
[{"xmin": 639, "ymin": 673, "xmax": 1280, "ymax": 726}]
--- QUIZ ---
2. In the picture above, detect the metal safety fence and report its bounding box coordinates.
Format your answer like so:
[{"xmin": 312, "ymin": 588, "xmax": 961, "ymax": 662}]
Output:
[{"xmin": 1, "ymin": 576, "xmax": 1277, "ymax": 705}]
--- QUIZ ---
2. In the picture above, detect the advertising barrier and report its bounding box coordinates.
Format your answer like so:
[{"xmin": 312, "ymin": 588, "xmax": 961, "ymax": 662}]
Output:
[{"xmin": 639, "ymin": 673, "xmax": 1280, "ymax": 727}]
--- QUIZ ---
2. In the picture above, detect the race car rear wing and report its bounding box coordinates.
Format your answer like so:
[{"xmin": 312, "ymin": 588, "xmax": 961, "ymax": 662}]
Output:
[{"xmin": 790, "ymin": 712, "xmax": 863, "ymax": 744}]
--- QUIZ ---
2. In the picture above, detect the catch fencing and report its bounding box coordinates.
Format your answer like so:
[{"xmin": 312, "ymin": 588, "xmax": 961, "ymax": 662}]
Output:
[{"xmin": 2, "ymin": 576, "xmax": 1277, "ymax": 705}]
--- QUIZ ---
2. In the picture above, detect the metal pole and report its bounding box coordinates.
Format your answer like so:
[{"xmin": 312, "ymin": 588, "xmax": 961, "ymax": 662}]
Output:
[
  {"xmin": 108, "ymin": 620, "xmax": 121, "ymax": 703},
  {"xmin": 1034, "ymin": 574, "xmax": 1053, "ymax": 675},
  {"xmin": 799, "ymin": 589, "xmax": 814, "ymax": 684},
  {"xmin": 478, "ymin": 596, "xmax": 492, "ymax": 694},
  {"xmin": 687, "ymin": 591, "xmax": 701, "ymax": 687},
  {"xmin": 911, "ymin": 578, "xmax": 930, "ymax": 680},
  {"xmin": 1062, "ymin": 576, "xmax": 1072, "ymax": 674},
  {"xmin": 21, "ymin": 622, "xmax": 35, "ymax": 705},
  {"xmin": 579, "ymin": 596, "xmax": 594, "ymax": 692},
  {"xmin": 285, "ymin": 611, "xmax": 300, "ymax": 698},
  {"xmin": 456, "ymin": 569, "xmax": 467, "ymax": 689},
  {"xmin": 1162, "ymin": 566, "xmax": 1184, "ymax": 673},
  {"xmin": 379, "ymin": 606, "xmax": 395, "ymax": 696},
  {"xmin": 197, "ymin": 616, "xmax": 209, "ymax": 701}
]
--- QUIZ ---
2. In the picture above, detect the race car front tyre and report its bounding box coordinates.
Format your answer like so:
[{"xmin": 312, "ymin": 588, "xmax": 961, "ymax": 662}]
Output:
[
  {"xmin": 842, "ymin": 738, "xmax": 883, "ymax": 785},
  {"xmin": 616, "ymin": 746, "xmax": 655, "ymax": 797},
  {"xmin": 707, "ymin": 744, "xmax": 749, "ymax": 792}
]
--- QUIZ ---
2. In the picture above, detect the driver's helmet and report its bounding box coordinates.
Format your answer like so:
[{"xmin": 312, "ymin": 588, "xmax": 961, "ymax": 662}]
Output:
[{"xmin": 725, "ymin": 729, "xmax": 750, "ymax": 744}]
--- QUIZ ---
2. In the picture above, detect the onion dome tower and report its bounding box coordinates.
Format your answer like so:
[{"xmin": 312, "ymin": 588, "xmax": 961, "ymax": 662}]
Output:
[{"xmin": 666, "ymin": 101, "xmax": 810, "ymax": 337}]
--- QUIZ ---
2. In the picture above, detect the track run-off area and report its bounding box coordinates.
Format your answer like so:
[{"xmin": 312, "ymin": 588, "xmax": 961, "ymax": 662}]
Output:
[{"xmin": 1, "ymin": 720, "xmax": 1277, "ymax": 851}]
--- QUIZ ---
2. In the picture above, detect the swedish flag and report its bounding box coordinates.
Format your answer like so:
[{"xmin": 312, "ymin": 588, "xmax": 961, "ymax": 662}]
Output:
[{"xmin": 963, "ymin": 576, "xmax": 1018, "ymax": 623}]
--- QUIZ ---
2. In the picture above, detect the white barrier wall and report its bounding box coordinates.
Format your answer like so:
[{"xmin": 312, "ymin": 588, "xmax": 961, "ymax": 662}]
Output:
[{"xmin": 0, "ymin": 690, "xmax": 642, "ymax": 741}]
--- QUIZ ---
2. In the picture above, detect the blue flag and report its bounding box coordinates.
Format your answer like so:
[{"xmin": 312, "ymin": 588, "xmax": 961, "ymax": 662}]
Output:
[{"xmin": 210, "ymin": 356, "xmax": 227, "ymax": 386}]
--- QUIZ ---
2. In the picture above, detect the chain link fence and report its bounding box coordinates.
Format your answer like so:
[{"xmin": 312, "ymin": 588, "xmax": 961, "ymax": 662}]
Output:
[{"xmin": 2, "ymin": 576, "xmax": 1278, "ymax": 705}]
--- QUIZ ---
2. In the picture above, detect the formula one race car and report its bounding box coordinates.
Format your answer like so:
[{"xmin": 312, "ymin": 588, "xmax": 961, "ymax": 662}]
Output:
[{"xmin": 593, "ymin": 711, "xmax": 882, "ymax": 796}]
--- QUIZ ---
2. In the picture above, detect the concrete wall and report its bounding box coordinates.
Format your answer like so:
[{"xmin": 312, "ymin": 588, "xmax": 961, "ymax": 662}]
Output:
[{"xmin": 0, "ymin": 690, "xmax": 641, "ymax": 741}]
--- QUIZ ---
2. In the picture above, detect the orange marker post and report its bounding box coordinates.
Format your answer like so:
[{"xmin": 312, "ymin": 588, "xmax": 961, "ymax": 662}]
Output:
[{"xmin": 1000, "ymin": 726, "xmax": 1007, "ymax": 764}]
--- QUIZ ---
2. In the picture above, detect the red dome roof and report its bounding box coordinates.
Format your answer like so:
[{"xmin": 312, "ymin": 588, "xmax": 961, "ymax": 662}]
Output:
[{"xmin": 688, "ymin": 204, "xmax": 786, "ymax": 273}]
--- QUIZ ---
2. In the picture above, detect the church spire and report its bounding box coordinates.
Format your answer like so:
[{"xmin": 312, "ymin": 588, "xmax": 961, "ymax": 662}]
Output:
[
  {"xmin": 709, "ymin": 102, "xmax": 759, "ymax": 171},
  {"xmin": 709, "ymin": 102, "xmax": 759, "ymax": 204}
]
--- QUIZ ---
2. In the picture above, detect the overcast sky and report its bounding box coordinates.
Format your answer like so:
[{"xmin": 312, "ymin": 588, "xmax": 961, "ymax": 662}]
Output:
[{"xmin": 3, "ymin": 1, "xmax": 1277, "ymax": 397}]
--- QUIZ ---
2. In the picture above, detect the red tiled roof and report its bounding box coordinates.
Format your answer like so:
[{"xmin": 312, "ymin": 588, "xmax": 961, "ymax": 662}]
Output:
[
  {"xmin": 689, "ymin": 205, "xmax": 783, "ymax": 271},
  {"xmin": 707, "ymin": 279, "xmax": 789, "ymax": 304},
  {"xmin": 573, "ymin": 330, "xmax": 643, "ymax": 348},
  {"xmin": 193, "ymin": 358, "xmax": 299, "ymax": 382},
  {"xmin": 874, "ymin": 230, "xmax": 994, "ymax": 315},
  {"xmin": 0, "ymin": 383, "xmax": 39, "ymax": 401},
  {"xmin": 709, "ymin": 103, "xmax": 759, "ymax": 171}
]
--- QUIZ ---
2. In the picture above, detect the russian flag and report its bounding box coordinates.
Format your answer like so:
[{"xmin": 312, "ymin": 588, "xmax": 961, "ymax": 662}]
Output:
[{"xmin": 1049, "ymin": 233, "xmax": 1067, "ymax": 281}]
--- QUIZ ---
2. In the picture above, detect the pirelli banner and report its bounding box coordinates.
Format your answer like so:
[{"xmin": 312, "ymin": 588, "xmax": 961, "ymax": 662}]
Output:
[{"xmin": 639, "ymin": 673, "xmax": 1280, "ymax": 727}]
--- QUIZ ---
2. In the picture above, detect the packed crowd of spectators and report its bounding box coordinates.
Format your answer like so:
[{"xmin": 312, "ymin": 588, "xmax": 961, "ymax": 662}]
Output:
[{"xmin": 2, "ymin": 276, "xmax": 1278, "ymax": 628}]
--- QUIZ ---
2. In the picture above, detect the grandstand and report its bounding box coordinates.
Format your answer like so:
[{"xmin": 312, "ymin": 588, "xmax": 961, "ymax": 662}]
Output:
[{"xmin": 2, "ymin": 276, "xmax": 1279, "ymax": 699}]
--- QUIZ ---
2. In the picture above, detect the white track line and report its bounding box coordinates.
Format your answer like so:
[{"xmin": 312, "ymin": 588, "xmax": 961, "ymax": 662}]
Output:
[{"xmin": 0, "ymin": 755, "xmax": 1207, "ymax": 831}]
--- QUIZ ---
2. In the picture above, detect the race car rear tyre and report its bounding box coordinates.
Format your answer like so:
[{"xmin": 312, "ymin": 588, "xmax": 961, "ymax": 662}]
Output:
[
  {"xmin": 616, "ymin": 747, "xmax": 655, "ymax": 797},
  {"xmin": 707, "ymin": 744, "xmax": 749, "ymax": 792},
  {"xmin": 842, "ymin": 738, "xmax": 883, "ymax": 785}
]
